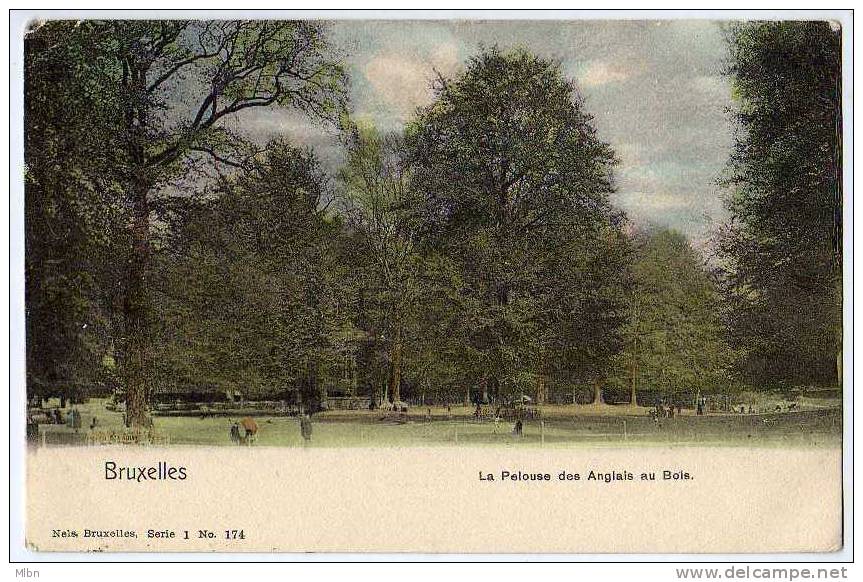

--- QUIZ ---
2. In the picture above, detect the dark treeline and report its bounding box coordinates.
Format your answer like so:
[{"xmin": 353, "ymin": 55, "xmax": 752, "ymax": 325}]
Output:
[{"xmin": 24, "ymin": 20, "xmax": 842, "ymax": 424}]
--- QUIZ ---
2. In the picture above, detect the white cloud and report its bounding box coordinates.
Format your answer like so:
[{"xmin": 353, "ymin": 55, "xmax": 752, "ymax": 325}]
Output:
[
  {"xmin": 614, "ymin": 142, "xmax": 646, "ymax": 166},
  {"xmin": 577, "ymin": 60, "xmax": 631, "ymax": 87},
  {"xmin": 690, "ymin": 75, "xmax": 729, "ymax": 99},
  {"xmin": 363, "ymin": 41, "xmax": 461, "ymax": 120},
  {"xmin": 613, "ymin": 191, "xmax": 692, "ymax": 213}
]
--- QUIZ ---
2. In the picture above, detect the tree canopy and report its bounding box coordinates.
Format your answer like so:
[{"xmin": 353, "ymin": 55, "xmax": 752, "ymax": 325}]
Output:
[
  {"xmin": 406, "ymin": 47, "xmax": 630, "ymax": 403},
  {"xmin": 718, "ymin": 21, "xmax": 842, "ymax": 387},
  {"xmin": 23, "ymin": 28, "xmax": 844, "ymax": 418}
]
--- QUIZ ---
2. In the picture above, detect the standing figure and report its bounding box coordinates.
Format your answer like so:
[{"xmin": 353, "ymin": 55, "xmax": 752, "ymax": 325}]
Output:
[
  {"xmin": 71, "ymin": 408, "xmax": 82, "ymax": 432},
  {"xmin": 300, "ymin": 414, "xmax": 313, "ymax": 445},
  {"xmin": 513, "ymin": 419, "xmax": 523, "ymax": 437}
]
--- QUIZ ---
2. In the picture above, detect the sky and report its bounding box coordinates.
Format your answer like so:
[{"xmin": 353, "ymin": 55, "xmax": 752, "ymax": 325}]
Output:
[{"xmin": 241, "ymin": 19, "xmax": 735, "ymax": 247}]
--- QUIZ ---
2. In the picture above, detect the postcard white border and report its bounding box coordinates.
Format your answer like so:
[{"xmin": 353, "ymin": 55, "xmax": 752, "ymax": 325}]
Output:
[{"xmin": 6, "ymin": 7, "xmax": 855, "ymax": 565}]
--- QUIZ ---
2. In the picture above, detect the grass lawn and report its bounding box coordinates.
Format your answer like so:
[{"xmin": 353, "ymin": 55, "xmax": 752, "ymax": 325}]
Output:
[{"xmin": 34, "ymin": 398, "xmax": 842, "ymax": 448}]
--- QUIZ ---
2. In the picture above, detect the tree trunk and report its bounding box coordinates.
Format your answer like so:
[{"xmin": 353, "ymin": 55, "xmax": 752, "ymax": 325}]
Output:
[
  {"xmin": 535, "ymin": 369, "xmax": 547, "ymax": 406},
  {"xmin": 306, "ymin": 359, "xmax": 321, "ymax": 412},
  {"xmin": 350, "ymin": 354, "xmax": 358, "ymax": 396},
  {"xmin": 123, "ymin": 175, "xmax": 152, "ymax": 428},
  {"xmin": 122, "ymin": 61, "xmax": 154, "ymax": 429},
  {"xmin": 837, "ymin": 348, "xmax": 842, "ymax": 387},
  {"xmin": 592, "ymin": 378, "xmax": 604, "ymax": 405},
  {"xmin": 293, "ymin": 377, "xmax": 303, "ymax": 410},
  {"xmin": 316, "ymin": 361, "xmax": 327, "ymax": 410},
  {"xmin": 389, "ymin": 325, "xmax": 402, "ymax": 404},
  {"xmin": 630, "ymin": 359, "xmax": 638, "ymax": 406}
]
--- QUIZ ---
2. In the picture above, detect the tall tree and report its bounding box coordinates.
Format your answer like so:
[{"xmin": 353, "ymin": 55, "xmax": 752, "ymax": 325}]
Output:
[
  {"xmin": 339, "ymin": 123, "xmax": 423, "ymax": 406},
  {"xmin": 718, "ymin": 21, "xmax": 842, "ymax": 388},
  {"xmin": 153, "ymin": 141, "xmax": 354, "ymax": 410},
  {"xmin": 407, "ymin": 47, "xmax": 628, "ymax": 403},
  {"xmin": 24, "ymin": 22, "xmax": 131, "ymax": 403},
  {"xmin": 27, "ymin": 20, "xmax": 349, "ymax": 425},
  {"xmin": 616, "ymin": 229, "xmax": 734, "ymax": 406}
]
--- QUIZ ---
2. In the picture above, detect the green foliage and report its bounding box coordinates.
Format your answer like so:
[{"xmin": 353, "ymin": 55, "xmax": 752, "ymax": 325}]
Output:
[
  {"xmin": 25, "ymin": 19, "xmax": 350, "ymax": 420},
  {"xmin": 152, "ymin": 142, "xmax": 355, "ymax": 401},
  {"xmin": 26, "ymin": 23, "xmax": 834, "ymax": 411},
  {"xmin": 718, "ymin": 21, "xmax": 842, "ymax": 387},
  {"xmin": 406, "ymin": 47, "xmax": 629, "ymax": 398},
  {"xmin": 612, "ymin": 229, "xmax": 735, "ymax": 400},
  {"xmin": 24, "ymin": 21, "xmax": 132, "ymax": 396}
]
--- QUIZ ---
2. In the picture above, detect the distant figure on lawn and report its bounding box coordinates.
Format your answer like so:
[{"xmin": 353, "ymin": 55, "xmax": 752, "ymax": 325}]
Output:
[
  {"xmin": 229, "ymin": 422, "xmax": 241, "ymax": 445},
  {"xmin": 513, "ymin": 419, "xmax": 523, "ymax": 437},
  {"xmin": 300, "ymin": 414, "xmax": 313, "ymax": 444},
  {"xmin": 70, "ymin": 408, "xmax": 82, "ymax": 432}
]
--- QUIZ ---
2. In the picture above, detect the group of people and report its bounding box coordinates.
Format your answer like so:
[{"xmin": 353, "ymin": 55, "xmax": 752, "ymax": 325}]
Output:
[
  {"xmin": 652, "ymin": 403, "xmax": 682, "ymax": 420},
  {"xmin": 650, "ymin": 402, "xmax": 683, "ymax": 429},
  {"xmin": 54, "ymin": 407, "xmax": 89, "ymax": 432}
]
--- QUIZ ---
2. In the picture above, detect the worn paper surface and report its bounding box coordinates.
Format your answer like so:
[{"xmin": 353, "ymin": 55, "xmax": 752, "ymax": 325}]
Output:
[{"xmin": 26, "ymin": 446, "xmax": 842, "ymax": 553}]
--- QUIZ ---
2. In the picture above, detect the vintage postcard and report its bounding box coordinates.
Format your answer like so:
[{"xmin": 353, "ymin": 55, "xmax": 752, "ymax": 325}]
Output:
[{"xmin": 11, "ymin": 10, "xmax": 851, "ymax": 557}]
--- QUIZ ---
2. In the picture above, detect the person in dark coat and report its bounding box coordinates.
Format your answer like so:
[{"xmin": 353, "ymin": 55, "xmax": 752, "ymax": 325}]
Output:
[
  {"xmin": 300, "ymin": 414, "xmax": 313, "ymax": 444},
  {"xmin": 229, "ymin": 422, "xmax": 241, "ymax": 445},
  {"xmin": 513, "ymin": 419, "xmax": 523, "ymax": 437}
]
